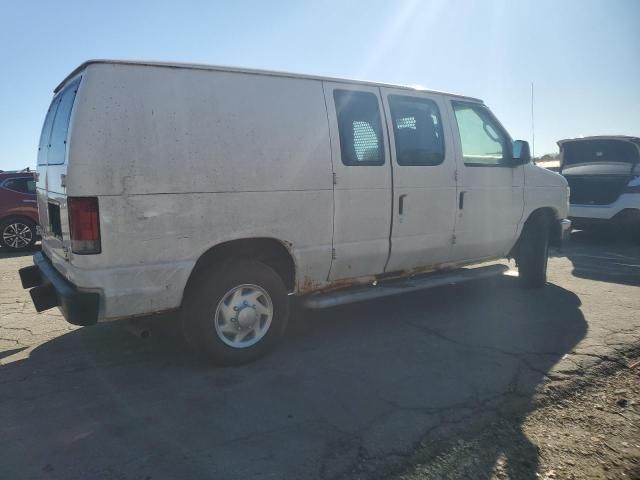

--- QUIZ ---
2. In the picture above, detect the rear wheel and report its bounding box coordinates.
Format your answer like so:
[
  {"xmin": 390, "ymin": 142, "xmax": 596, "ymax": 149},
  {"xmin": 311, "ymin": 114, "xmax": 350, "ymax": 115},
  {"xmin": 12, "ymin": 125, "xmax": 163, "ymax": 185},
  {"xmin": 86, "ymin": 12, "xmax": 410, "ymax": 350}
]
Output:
[
  {"xmin": 0, "ymin": 218, "xmax": 36, "ymax": 251},
  {"xmin": 181, "ymin": 259, "xmax": 290, "ymax": 365},
  {"xmin": 517, "ymin": 217, "xmax": 549, "ymax": 288}
]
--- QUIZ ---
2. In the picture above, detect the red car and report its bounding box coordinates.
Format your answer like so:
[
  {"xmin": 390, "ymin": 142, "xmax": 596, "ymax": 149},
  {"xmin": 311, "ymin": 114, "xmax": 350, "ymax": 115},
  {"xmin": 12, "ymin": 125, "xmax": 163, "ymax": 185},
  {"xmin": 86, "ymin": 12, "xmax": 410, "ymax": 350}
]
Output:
[{"xmin": 0, "ymin": 170, "xmax": 39, "ymax": 250}]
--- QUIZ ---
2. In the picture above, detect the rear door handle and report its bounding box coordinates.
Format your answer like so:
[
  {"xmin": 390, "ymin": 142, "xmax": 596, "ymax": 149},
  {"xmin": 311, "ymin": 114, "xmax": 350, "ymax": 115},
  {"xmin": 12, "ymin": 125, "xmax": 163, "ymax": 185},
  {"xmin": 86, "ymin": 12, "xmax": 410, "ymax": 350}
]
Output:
[
  {"xmin": 398, "ymin": 194, "xmax": 408, "ymax": 215},
  {"xmin": 459, "ymin": 191, "xmax": 466, "ymax": 210}
]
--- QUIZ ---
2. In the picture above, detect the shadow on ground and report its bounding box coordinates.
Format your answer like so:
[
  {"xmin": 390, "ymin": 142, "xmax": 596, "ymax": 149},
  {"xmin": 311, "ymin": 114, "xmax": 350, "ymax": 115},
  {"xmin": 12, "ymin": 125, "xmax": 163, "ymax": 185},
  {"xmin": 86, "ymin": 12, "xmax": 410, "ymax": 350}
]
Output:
[
  {"xmin": 0, "ymin": 274, "xmax": 585, "ymax": 480},
  {"xmin": 0, "ymin": 243, "xmax": 40, "ymax": 260},
  {"xmin": 565, "ymin": 229, "xmax": 640, "ymax": 286}
]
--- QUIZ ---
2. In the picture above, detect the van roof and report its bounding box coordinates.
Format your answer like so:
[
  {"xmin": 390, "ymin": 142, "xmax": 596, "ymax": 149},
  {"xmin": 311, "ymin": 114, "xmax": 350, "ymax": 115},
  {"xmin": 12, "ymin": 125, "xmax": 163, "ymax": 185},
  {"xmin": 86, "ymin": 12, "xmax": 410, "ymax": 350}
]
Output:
[{"xmin": 56, "ymin": 59, "xmax": 483, "ymax": 102}]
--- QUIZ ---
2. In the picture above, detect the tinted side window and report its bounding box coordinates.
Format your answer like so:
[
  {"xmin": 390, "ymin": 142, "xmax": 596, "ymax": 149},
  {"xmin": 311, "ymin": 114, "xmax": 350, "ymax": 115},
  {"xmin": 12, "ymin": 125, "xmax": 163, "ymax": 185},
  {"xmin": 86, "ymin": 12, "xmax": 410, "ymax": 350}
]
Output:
[
  {"xmin": 453, "ymin": 102, "xmax": 509, "ymax": 166},
  {"xmin": 333, "ymin": 90, "xmax": 384, "ymax": 166},
  {"xmin": 3, "ymin": 178, "xmax": 35, "ymax": 194},
  {"xmin": 389, "ymin": 95, "xmax": 445, "ymax": 166},
  {"xmin": 48, "ymin": 78, "xmax": 80, "ymax": 166}
]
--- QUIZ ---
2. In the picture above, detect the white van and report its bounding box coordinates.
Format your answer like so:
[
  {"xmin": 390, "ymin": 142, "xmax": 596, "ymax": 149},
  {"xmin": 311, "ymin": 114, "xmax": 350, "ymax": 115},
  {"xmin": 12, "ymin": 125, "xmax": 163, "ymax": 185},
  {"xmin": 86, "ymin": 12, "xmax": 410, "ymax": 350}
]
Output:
[{"xmin": 20, "ymin": 60, "xmax": 570, "ymax": 364}]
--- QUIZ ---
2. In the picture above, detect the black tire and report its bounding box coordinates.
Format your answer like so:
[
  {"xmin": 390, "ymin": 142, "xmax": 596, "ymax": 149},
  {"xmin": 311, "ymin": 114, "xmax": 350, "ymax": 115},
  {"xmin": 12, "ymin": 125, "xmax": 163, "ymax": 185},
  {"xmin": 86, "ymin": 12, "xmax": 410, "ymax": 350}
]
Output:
[
  {"xmin": 0, "ymin": 218, "xmax": 37, "ymax": 251},
  {"xmin": 181, "ymin": 259, "xmax": 290, "ymax": 365},
  {"xmin": 517, "ymin": 218, "xmax": 549, "ymax": 288}
]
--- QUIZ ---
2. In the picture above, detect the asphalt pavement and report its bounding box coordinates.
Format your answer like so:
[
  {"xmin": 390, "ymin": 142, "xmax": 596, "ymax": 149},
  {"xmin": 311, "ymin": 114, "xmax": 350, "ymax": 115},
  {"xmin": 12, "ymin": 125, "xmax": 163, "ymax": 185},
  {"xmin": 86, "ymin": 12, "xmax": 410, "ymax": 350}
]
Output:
[{"xmin": 0, "ymin": 230, "xmax": 638, "ymax": 480}]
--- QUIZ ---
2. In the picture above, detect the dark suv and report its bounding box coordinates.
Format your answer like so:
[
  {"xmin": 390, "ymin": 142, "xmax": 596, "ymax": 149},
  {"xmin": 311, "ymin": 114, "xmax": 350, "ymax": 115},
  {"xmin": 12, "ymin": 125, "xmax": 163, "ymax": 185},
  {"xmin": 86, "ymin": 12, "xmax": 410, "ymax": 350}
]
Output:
[{"xmin": 0, "ymin": 170, "xmax": 39, "ymax": 251}]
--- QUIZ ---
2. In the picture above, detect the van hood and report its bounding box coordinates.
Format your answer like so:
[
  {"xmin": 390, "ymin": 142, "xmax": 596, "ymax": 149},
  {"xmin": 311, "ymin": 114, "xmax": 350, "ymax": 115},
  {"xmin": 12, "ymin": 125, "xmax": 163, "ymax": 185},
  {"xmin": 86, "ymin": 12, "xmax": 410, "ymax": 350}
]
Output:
[{"xmin": 525, "ymin": 163, "xmax": 568, "ymax": 187}]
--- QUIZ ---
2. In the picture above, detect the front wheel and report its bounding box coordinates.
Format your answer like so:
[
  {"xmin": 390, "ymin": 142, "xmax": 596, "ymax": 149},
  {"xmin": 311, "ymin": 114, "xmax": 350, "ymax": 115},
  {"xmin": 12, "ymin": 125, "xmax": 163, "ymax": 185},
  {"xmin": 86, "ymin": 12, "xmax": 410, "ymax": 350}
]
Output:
[
  {"xmin": 181, "ymin": 259, "xmax": 290, "ymax": 365},
  {"xmin": 0, "ymin": 218, "xmax": 37, "ymax": 251},
  {"xmin": 517, "ymin": 218, "xmax": 549, "ymax": 288}
]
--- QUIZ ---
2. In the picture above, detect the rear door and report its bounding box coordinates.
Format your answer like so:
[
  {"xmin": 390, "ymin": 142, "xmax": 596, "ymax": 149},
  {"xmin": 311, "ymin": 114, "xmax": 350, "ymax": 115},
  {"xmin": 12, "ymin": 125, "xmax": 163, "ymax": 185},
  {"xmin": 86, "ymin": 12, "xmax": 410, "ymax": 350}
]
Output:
[
  {"xmin": 37, "ymin": 77, "xmax": 81, "ymax": 259},
  {"xmin": 380, "ymin": 88, "xmax": 457, "ymax": 272},
  {"xmin": 323, "ymin": 83, "xmax": 393, "ymax": 280}
]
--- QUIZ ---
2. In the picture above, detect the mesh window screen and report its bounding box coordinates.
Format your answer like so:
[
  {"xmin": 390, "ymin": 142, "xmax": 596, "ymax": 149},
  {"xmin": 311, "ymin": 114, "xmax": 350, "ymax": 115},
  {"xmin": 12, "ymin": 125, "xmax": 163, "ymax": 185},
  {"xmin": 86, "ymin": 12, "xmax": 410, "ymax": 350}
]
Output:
[
  {"xmin": 353, "ymin": 121, "xmax": 380, "ymax": 161},
  {"xmin": 396, "ymin": 117, "xmax": 417, "ymax": 130},
  {"xmin": 333, "ymin": 90, "xmax": 384, "ymax": 165}
]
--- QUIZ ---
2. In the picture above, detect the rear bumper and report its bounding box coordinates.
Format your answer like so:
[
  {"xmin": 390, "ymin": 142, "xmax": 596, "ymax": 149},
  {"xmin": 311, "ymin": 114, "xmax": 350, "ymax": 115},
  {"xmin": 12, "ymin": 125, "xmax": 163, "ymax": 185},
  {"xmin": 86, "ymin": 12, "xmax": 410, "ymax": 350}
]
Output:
[
  {"xmin": 570, "ymin": 208, "xmax": 640, "ymax": 229},
  {"xmin": 569, "ymin": 194, "xmax": 640, "ymax": 220},
  {"xmin": 19, "ymin": 252, "xmax": 99, "ymax": 326}
]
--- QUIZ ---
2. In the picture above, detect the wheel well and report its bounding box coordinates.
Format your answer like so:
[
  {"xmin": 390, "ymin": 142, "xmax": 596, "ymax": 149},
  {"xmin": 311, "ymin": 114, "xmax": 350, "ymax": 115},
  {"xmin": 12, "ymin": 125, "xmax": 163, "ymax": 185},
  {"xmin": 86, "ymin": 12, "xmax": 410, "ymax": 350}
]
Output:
[
  {"xmin": 185, "ymin": 238, "xmax": 297, "ymax": 294},
  {"xmin": 0, "ymin": 215, "xmax": 37, "ymax": 226},
  {"xmin": 0, "ymin": 214, "xmax": 38, "ymax": 224},
  {"xmin": 612, "ymin": 208, "xmax": 640, "ymax": 225}
]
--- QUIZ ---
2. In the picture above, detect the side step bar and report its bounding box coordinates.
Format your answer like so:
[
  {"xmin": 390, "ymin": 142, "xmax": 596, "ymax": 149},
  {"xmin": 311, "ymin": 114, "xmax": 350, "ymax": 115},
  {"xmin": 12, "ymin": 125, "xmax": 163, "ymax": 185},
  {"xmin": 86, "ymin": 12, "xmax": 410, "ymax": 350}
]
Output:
[{"xmin": 301, "ymin": 264, "xmax": 509, "ymax": 309}]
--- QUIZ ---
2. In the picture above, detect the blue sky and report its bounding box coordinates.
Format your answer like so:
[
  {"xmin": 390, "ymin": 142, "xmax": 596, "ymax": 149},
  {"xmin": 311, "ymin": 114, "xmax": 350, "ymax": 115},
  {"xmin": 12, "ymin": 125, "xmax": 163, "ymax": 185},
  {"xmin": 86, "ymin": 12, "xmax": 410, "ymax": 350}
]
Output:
[{"xmin": 1, "ymin": 0, "xmax": 638, "ymax": 171}]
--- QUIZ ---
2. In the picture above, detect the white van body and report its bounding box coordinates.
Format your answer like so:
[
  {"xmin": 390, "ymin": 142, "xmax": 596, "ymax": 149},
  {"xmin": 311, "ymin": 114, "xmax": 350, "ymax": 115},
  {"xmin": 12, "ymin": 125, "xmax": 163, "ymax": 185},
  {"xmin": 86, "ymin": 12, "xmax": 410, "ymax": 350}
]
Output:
[{"xmin": 23, "ymin": 60, "xmax": 570, "ymax": 362}]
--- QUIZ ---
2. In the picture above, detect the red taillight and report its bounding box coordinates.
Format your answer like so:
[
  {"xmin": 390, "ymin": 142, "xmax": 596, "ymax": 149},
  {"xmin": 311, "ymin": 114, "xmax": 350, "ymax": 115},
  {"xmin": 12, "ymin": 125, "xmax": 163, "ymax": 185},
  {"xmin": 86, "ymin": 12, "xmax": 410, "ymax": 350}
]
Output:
[{"xmin": 68, "ymin": 197, "xmax": 101, "ymax": 254}]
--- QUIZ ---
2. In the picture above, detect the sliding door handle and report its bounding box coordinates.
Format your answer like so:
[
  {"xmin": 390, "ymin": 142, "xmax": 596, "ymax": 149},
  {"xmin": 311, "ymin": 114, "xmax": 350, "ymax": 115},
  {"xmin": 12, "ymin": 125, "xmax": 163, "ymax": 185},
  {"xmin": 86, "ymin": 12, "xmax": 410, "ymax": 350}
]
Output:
[
  {"xmin": 398, "ymin": 194, "xmax": 408, "ymax": 215},
  {"xmin": 459, "ymin": 191, "xmax": 466, "ymax": 210}
]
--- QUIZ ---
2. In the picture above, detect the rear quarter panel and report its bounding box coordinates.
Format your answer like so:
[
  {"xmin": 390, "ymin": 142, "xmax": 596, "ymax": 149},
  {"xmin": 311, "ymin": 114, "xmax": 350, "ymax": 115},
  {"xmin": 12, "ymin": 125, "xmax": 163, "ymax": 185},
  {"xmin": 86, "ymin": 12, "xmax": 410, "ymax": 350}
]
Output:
[{"xmin": 65, "ymin": 64, "xmax": 334, "ymax": 295}]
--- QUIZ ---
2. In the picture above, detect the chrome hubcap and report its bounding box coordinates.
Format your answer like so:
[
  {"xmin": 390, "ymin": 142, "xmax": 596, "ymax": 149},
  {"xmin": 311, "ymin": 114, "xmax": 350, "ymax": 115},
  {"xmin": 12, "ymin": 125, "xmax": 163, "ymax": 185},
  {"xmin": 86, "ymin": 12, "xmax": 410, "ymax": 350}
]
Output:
[
  {"xmin": 3, "ymin": 222, "xmax": 33, "ymax": 249},
  {"xmin": 214, "ymin": 284, "xmax": 273, "ymax": 348}
]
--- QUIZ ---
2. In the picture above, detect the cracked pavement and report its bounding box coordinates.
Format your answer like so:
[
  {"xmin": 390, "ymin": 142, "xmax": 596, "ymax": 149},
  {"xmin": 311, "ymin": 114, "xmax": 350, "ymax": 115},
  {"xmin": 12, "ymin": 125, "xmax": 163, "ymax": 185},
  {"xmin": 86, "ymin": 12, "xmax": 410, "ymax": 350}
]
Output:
[{"xmin": 0, "ymin": 230, "xmax": 638, "ymax": 480}]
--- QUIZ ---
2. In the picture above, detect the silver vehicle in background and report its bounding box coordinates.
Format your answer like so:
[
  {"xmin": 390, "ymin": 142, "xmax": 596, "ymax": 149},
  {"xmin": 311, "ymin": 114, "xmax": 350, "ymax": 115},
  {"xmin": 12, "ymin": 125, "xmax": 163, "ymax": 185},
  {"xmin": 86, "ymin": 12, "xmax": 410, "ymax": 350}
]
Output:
[{"xmin": 558, "ymin": 136, "xmax": 640, "ymax": 239}]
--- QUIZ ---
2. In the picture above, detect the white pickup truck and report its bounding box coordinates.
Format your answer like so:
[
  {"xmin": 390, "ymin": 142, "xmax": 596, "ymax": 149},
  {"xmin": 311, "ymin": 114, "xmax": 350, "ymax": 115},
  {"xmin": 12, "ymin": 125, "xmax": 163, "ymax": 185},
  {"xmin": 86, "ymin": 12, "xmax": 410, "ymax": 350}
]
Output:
[{"xmin": 20, "ymin": 60, "xmax": 571, "ymax": 365}]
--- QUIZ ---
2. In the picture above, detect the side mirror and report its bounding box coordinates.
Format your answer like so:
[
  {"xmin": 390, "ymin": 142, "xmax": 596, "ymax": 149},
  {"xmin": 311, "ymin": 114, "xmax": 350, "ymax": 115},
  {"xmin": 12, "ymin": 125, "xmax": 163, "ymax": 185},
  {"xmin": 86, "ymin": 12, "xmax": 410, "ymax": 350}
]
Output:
[{"xmin": 512, "ymin": 140, "xmax": 531, "ymax": 166}]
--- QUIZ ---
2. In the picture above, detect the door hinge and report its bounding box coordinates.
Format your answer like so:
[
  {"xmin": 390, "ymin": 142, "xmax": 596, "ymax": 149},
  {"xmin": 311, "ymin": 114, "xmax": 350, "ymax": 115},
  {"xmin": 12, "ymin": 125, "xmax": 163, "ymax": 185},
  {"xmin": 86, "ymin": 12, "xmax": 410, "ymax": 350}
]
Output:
[
  {"xmin": 332, "ymin": 172, "xmax": 337, "ymax": 185},
  {"xmin": 331, "ymin": 248, "xmax": 337, "ymax": 260},
  {"xmin": 451, "ymin": 234, "xmax": 457, "ymax": 245},
  {"xmin": 453, "ymin": 170, "xmax": 458, "ymax": 182}
]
